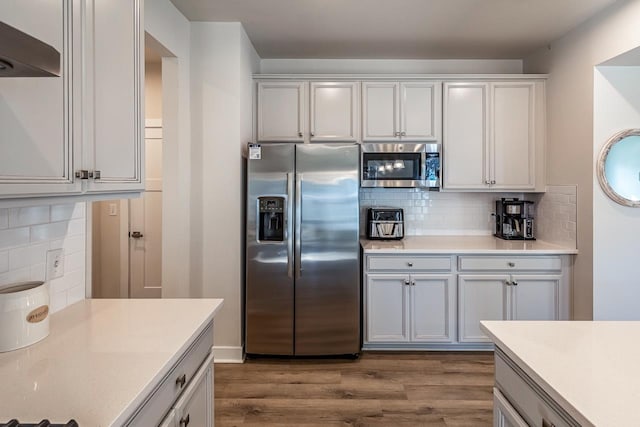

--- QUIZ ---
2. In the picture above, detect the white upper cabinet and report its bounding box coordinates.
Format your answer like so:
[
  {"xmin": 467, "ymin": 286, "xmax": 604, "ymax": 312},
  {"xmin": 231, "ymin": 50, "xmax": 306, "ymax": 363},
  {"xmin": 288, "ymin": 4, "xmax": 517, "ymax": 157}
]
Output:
[
  {"xmin": 442, "ymin": 83, "xmax": 489, "ymax": 190},
  {"xmin": 257, "ymin": 81, "xmax": 359, "ymax": 143},
  {"xmin": 257, "ymin": 81, "xmax": 306, "ymax": 142},
  {"xmin": 362, "ymin": 81, "xmax": 441, "ymax": 142},
  {"xmin": 310, "ymin": 82, "xmax": 359, "ymax": 141},
  {"xmin": 443, "ymin": 80, "xmax": 545, "ymax": 192},
  {"xmin": 0, "ymin": 0, "xmax": 144, "ymax": 200},
  {"xmin": 0, "ymin": 0, "xmax": 81, "ymax": 197},
  {"xmin": 82, "ymin": 0, "xmax": 144, "ymax": 193}
]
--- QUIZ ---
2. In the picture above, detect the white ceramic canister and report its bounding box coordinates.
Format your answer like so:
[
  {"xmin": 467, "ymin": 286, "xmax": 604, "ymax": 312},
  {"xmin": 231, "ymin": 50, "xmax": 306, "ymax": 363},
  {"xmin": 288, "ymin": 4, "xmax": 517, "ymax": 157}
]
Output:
[{"xmin": 0, "ymin": 281, "xmax": 50, "ymax": 352}]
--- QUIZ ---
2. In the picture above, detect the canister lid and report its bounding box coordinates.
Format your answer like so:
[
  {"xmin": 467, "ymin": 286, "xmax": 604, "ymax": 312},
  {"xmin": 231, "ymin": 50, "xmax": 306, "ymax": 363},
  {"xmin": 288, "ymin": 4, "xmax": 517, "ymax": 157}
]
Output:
[{"xmin": 0, "ymin": 281, "xmax": 45, "ymax": 294}]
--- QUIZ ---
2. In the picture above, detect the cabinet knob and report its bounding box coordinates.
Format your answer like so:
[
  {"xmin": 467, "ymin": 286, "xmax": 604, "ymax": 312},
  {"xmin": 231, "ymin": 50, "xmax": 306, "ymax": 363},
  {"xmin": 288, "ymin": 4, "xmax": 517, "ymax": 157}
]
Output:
[
  {"xmin": 508, "ymin": 262, "xmax": 515, "ymax": 267},
  {"xmin": 394, "ymin": 131, "xmax": 400, "ymax": 137},
  {"xmin": 491, "ymin": 180, "xmax": 496, "ymax": 184},
  {"xmin": 512, "ymin": 281, "xmax": 518, "ymax": 286},
  {"xmin": 94, "ymin": 170, "xmax": 101, "ymax": 180},
  {"xmin": 175, "ymin": 373, "xmax": 186, "ymax": 388},
  {"xmin": 407, "ymin": 262, "xmax": 413, "ymax": 267},
  {"xmin": 298, "ymin": 131, "xmax": 303, "ymax": 137},
  {"xmin": 180, "ymin": 414, "xmax": 190, "ymax": 427},
  {"xmin": 401, "ymin": 131, "xmax": 406, "ymax": 136},
  {"xmin": 310, "ymin": 131, "xmax": 315, "ymax": 137},
  {"xmin": 485, "ymin": 180, "xmax": 491, "ymax": 185},
  {"xmin": 411, "ymin": 280, "xmax": 416, "ymax": 286},
  {"xmin": 404, "ymin": 279, "xmax": 410, "ymax": 285},
  {"xmin": 504, "ymin": 280, "xmax": 512, "ymax": 286}
]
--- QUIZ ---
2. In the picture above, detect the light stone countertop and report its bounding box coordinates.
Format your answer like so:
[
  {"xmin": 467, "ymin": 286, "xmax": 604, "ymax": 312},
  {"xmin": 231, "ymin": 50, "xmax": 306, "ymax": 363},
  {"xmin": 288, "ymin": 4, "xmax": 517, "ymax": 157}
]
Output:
[
  {"xmin": 0, "ymin": 298, "xmax": 224, "ymax": 426},
  {"xmin": 481, "ymin": 321, "xmax": 640, "ymax": 427},
  {"xmin": 361, "ymin": 235, "xmax": 577, "ymax": 254}
]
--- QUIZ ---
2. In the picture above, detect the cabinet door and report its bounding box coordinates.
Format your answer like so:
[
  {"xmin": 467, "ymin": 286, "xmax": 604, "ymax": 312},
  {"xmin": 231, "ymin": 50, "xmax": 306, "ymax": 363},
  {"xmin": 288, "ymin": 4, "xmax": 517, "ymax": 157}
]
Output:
[
  {"xmin": 362, "ymin": 82, "xmax": 400, "ymax": 141},
  {"xmin": 365, "ymin": 274, "xmax": 409, "ymax": 342},
  {"xmin": 494, "ymin": 387, "xmax": 528, "ymax": 427},
  {"xmin": 443, "ymin": 82, "xmax": 489, "ymax": 190},
  {"xmin": 83, "ymin": 0, "xmax": 144, "ymax": 193},
  {"xmin": 510, "ymin": 275, "xmax": 560, "ymax": 321},
  {"xmin": 0, "ymin": 0, "xmax": 82, "ymax": 197},
  {"xmin": 491, "ymin": 83, "xmax": 535, "ymax": 190},
  {"xmin": 400, "ymin": 82, "xmax": 441, "ymax": 141},
  {"xmin": 458, "ymin": 274, "xmax": 509, "ymax": 343},
  {"xmin": 174, "ymin": 352, "xmax": 214, "ymax": 427},
  {"xmin": 410, "ymin": 274, "xmax": 455, "ymax": 343},
  {"xmin": 257, "ymin": 82, "xmax": 306, "ymax": 142},
  {"xmin": 310, "ymin": 82, "xmax": 358, "ymax": 142}
]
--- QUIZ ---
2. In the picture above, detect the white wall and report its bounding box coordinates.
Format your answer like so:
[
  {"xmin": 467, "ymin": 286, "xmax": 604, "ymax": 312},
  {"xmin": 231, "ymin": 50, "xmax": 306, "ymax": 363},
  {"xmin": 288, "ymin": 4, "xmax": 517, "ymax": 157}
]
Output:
[
  {"xmin": 524, "ymin": 0, "xmax": 640, "ymax": 319},
  {"xmin": 145, "ymin": 0, "xmax": 193, "ymax": 298},
  {"xmin": 190, "ymin": 23, "xmax": 260, "ymax": 362},
  {"xmin": 260, "ymin": 58, "xmax": 522, "ymax": 74},
  {"xmin": 593, "ymin": 66, "xmax": 640, "ymax": 319}
]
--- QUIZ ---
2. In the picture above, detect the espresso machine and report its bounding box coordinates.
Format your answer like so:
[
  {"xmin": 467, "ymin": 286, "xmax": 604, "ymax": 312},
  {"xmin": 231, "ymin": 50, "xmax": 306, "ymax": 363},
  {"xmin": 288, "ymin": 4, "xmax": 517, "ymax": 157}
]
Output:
[{"xmin": 495, "ymin": 198, "xmax": 535, "ymax": 240}]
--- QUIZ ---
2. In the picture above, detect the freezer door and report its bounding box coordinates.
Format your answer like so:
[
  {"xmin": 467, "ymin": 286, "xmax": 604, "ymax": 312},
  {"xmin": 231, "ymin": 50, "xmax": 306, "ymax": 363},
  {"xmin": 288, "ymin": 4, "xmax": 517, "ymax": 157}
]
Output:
[
  {"xmin": 294, "ymin": 144, "xmax": 361, "ymax": 355},
  {"xmin": 245, "ymin": 144, "xmax": 295, "ymax": 355}
]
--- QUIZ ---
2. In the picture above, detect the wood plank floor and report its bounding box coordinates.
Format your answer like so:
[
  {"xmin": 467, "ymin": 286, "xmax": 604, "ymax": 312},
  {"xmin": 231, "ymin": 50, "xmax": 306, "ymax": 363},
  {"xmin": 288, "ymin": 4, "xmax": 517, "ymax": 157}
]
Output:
[{"xmin": 215, "ymin": 352, "xmax": 495, "ymax": 426}]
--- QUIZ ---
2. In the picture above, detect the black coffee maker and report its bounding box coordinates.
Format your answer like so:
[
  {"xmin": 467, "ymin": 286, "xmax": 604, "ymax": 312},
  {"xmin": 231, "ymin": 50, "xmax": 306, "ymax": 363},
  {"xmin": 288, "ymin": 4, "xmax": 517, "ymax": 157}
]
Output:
[{"xmin": 495, "ymin": 198, "xmax": 535, "ymax": 240}]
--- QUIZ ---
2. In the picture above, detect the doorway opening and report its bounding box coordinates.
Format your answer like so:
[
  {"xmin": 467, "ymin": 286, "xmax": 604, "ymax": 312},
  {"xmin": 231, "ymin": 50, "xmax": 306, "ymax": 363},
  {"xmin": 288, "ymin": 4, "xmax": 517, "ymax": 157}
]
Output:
[{"xmin": 90, "ymin": 34, "xmax": 165, "ymax": 298}]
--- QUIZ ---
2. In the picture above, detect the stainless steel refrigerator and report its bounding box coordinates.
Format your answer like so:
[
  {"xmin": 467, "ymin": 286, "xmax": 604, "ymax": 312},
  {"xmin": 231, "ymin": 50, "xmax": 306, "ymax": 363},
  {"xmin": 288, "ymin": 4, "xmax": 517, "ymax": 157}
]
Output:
[{"xmin": 245, "ymin": 143, "xmax": 360, "ymax": 356}]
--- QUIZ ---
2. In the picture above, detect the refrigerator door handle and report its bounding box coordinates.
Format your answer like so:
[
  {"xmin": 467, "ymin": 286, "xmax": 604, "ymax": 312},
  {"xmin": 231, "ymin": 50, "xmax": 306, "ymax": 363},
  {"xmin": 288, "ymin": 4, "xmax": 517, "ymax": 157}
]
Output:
[
  {"xmin": 295, "ymin": 172, "xmax": 303, "ymax": 279},
  {"xmin": 286, "ymin": 172, "xmax": 294, "ymax": 279}
]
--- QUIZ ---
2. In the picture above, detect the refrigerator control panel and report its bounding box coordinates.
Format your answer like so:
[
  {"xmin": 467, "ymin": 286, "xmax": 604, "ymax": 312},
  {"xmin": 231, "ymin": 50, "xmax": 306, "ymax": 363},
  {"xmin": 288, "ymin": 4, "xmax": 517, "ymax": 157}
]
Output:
[{"xmin": 258, "ymin": 197, "xmax": 285, "ymax": 242}]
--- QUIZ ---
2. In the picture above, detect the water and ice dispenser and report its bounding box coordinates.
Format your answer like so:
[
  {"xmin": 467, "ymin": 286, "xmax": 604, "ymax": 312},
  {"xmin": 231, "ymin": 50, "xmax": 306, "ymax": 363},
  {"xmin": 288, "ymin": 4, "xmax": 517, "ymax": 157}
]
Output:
[{"xmin": 258, "ymin": 197, "xmax": 285, "ymax": 242}]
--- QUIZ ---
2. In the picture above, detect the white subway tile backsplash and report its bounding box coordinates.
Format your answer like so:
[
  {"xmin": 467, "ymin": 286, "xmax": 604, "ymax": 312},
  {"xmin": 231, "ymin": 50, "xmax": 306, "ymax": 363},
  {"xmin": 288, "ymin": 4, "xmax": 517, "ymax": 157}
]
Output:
[
  {"xmin": 360, "ymin": 188, "xmax": 523, "ymax": 236},
  {"xmin": 9, "ymin": 243, "xmax": 49, "ymax": 271},
  {"xmin": 9, "ymin": 206, "xmax": 50, "ymax": 228},
  {"xmin": 31, "ymin": 221, "xmax": 71, "ymax": 242},
  {"xmin": 533, "ymin": 185, "xmax": 577, "ymax": 249},
  {"xmin": 50, "ymin": 235, "xmax": 85, "ymax": 255},
  {"xmin": 0, "ymin": 202, "xmax": 86, "ymax": 313},
  {"xmin": 0, "ymin": 251, "xmax": 8, "ymax": 273},
  {"xmin": 0, "ymin": 227, "xmax": 30, "ymax": 249},
  {"xmin": 67, "ymin": 284, "xmax": 85, "ymax": 306},
  {"xmin": 65, "ymin": 251, "xmax": 85, "ymax": 273},
  {"xmin": 50, "ymin": 203, "xmax": 86, "ymax": 222},
  {"xmin": 0, "ymin": 209, "xmax": 7, "ymax": 229}
]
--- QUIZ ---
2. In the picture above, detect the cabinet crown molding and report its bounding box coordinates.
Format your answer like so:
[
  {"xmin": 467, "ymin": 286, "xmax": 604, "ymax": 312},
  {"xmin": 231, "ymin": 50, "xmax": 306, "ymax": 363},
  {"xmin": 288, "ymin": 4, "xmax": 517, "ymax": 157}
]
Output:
[{"xmin": 254, "ymin": 73, "xmax": 549, "ymax": 81}]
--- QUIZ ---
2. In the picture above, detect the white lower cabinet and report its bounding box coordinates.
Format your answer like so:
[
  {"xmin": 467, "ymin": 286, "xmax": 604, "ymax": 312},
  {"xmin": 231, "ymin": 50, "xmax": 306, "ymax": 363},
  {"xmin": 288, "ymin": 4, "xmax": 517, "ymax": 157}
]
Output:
[
  {"xmin": 493, "ymin": 387, "xmax": 528, "ymax": 427},
  {"xmin": 364, "ymin": 254, "xmax": 456, "ymax": 348},
  {"xmin": 364, "ymin": 253, "xmax": 570, "ymax": 350},
  {"xmin": 366, "ymin": 273, "xmax": 455, "ymax": 344},
  {"xmin": 127, "ymin": 323, "xmax": 215, "ymax": 427},
  {"xmin": 494, "ymin": 349, "xmax": 579, "ymax": 427},
  {"xmin": 164, "ymin": 352, "xmax": 214, "ymax": 427}
]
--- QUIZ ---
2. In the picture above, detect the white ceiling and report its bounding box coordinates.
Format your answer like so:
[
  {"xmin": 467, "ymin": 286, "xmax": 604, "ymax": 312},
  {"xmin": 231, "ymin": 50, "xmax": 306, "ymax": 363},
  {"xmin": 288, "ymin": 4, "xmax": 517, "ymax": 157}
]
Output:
[{"xmin": 169, "ymin": 0, "xmax": 619, "ymax": 59}]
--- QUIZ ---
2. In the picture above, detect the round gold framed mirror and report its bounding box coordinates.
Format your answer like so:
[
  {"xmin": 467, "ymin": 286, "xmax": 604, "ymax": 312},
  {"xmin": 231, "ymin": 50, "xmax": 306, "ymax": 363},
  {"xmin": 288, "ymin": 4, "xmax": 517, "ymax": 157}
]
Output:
[{"xmin": 597, "ymin": 129, "xmax": 640, "ymax": 207}]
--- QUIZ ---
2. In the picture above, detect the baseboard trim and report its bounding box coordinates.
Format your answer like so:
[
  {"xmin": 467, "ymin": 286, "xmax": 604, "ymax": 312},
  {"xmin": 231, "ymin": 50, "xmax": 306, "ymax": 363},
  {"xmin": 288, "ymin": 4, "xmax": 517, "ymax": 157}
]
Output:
[{"xmin": 213, "ymin": 346, "xmax": 244, "ymax": 363}]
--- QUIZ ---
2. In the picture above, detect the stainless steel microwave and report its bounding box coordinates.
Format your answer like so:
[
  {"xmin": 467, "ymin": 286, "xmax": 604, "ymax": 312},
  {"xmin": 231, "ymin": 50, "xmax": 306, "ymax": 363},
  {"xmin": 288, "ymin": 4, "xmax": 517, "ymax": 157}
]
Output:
[{"xmin": 361, "ymin": 143, "xmax": 441, "ymax": 188}]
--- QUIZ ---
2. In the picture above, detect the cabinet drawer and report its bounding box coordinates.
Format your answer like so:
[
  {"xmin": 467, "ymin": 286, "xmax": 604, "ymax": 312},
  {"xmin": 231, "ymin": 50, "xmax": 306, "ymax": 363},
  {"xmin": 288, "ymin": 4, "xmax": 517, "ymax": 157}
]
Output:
[
  {"xmin": 458, "ymin": 256, "xmax": 561, "ymax": 272},
  {"xmin": 126, "ymin": 322, "xmax": 214, "ymax": 426},
  {"xmin": 367, "ymin": 255, "xmax": 452, "ymax": 272},
  {"xmin": 495, "ymin": 350, "xmax": 579, "ymax": 427}
]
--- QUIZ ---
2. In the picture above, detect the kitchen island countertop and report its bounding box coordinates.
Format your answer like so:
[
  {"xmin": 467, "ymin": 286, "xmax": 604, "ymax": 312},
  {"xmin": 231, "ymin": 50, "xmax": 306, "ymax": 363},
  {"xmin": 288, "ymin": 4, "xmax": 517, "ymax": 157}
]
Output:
[
  {"xmin": 361, "ymin": 235, "xmax": 577, "ymax": 254},
  {"xmin": 0, "ymin": 298, "xmax": 223, "ymax": 426},
  {"xmin": 481, "ymin": 321, "xmax": 640, "ymax": 427}
]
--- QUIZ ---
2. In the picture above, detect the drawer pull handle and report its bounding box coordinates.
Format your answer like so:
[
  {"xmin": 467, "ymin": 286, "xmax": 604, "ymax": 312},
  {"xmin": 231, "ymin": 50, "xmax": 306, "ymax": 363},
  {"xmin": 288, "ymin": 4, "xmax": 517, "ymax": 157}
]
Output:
[
  {"xmin": 407, "ymin": 262, "xmax": 413, "ymax": 267},
  {"xmin": 512, "ymin": 281, "xmax": 518, "ymax": 286},
  {"xmin": 542, "ymin": 419, "xmax": 555, "ymax": 427},
  {"xmin": 508, "ymin": 262, "xmax": 515, "ymax": 267},
  {"xmin": 176, "ymin": 373, "xmax": 186, "ymax": 388},
  {"xmin": 180, "ymin": 414, "xmax": 190, "ymax": 427}
]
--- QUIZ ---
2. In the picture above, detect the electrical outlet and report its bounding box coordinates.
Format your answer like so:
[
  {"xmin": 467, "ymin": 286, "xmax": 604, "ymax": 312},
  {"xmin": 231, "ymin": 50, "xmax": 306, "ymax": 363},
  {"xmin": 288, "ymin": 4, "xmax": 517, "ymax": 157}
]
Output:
[
  {"xmin": 46, "ymin": 249, "xmax": 64, "ymax": 280},
  {"xmin": 109, "ymin": 203, "xmax": 118, "ymax": 216}
]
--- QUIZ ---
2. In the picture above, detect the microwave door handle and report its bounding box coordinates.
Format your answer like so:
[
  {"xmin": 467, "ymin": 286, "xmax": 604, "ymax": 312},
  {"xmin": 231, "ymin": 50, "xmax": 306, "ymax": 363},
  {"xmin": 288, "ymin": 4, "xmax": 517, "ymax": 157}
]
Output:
[
  {"xmin": 420, "ymin": 151, "xmax": 427, "ymax": 187},
  {"xmin": 286, "ymin": 173, "xmax": 294, "ymax": 279}
]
